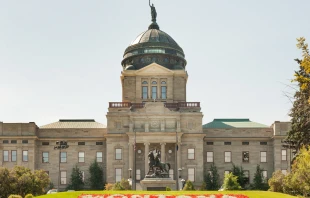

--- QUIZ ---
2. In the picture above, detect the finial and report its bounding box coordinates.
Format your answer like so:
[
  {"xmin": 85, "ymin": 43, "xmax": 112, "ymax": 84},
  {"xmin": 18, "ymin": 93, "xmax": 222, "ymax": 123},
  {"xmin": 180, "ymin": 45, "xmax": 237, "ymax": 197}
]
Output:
[{"xmin": 148, "ymin": 0, "xmax": 159, "ymax": 30}]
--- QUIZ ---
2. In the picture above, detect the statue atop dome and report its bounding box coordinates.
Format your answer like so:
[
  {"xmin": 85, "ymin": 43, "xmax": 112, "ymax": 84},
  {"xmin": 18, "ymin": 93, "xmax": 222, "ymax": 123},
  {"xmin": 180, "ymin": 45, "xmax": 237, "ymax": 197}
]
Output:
[{"xmin": 149, "ymin": 0, "xmax": 157, "ymax": 22}]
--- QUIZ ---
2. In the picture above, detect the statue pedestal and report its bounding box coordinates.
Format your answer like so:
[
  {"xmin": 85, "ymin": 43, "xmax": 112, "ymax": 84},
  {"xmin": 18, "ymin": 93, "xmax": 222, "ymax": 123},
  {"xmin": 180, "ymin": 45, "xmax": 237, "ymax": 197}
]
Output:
[{"xmin": 140, "ymin": 178, "xmax": 176, "ymax": 191}]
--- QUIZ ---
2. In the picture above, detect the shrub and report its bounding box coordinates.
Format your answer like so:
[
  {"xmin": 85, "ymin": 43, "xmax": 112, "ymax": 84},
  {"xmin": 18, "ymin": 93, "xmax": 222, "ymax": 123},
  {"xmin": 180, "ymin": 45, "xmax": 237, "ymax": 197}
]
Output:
[
  {"xmin": 166, "ymin": 186, "xmax": 171, "ymax": 191},
  {"xmin": 120, "ymin": 178, "xmax": 131, "ymax": 190},
  {"xmin": 112, "ymin": 182, "xmax": 124, "ymax": 190},
  {"xmin": 8, "ymin": 195, "xmax": 22, "ymax": 198},
  {"xmin": 183, "ymin": 180, "xmax": 195, "ymax": 190},
  {"xmin": 268, "ymin": 170, "xmax": 285, "ymax": 192},
  {"xmin": 104, "ymin": 183, "xmax": 114, "ymax": 190},
  {"xmin": 24, "ymin": 194, "xmax": 33, "ymax": 198},
  {"xmin": 222, "ymin": 172, "xmax": 241, "ymax": 190}
]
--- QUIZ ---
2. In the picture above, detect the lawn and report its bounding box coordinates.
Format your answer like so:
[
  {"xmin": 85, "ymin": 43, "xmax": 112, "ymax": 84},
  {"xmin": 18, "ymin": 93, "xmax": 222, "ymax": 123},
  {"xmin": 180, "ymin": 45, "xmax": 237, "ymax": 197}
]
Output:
[{"xmin": 35, "ymin": 190, "xmax": 298, "ymax": 198}]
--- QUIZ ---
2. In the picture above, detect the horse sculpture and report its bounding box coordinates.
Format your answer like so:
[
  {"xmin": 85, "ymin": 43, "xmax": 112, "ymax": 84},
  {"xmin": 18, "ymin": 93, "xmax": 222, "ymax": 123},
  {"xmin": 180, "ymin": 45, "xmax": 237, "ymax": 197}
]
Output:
[{"xmin": 147, "ymin": 150, "xmax": 170, "ymax": 178}]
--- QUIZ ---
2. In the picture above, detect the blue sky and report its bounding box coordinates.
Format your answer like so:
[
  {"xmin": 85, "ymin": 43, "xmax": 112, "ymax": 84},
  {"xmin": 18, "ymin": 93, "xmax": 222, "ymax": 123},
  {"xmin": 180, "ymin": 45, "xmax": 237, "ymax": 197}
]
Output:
[{"xmin": 0, "ymin": 0, "xmax": 309, "ymax": 126}]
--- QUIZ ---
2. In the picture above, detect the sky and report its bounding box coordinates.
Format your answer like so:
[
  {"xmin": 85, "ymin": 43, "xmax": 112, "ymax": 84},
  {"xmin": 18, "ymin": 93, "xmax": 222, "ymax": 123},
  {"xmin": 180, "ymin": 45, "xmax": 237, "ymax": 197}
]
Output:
[{"xmin": 0, "ymin": 0, "xmax": 310, "ymax": 127}]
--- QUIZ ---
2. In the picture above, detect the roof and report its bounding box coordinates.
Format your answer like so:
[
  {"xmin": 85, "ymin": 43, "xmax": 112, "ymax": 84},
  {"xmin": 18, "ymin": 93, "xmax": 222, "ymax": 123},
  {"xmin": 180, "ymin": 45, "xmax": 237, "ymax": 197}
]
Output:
[
  {"xmin": 203, "ymin": 119, "xmax": 269, "ymax": 129},
  {"xmin": 40, "ymin": 119, "xmax": 106, "ymax": 129}
]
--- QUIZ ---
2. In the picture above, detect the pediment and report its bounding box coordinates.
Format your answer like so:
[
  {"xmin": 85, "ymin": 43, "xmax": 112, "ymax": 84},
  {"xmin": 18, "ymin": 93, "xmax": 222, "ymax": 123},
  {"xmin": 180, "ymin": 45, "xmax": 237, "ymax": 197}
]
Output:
[{"xmin": 135, "ymin": 63, "xmax": 174, "ymax": 76}]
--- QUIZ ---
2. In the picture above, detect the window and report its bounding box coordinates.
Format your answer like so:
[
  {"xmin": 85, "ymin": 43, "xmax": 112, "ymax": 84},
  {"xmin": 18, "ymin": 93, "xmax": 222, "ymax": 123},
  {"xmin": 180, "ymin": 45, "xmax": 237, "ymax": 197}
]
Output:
[
  {"xmin": 260, "ymin": 151, "xmax": 267, "ymax": 162},
  {"xmin": 11, "ymin": 150, "xmax": 17, "ymax": 162},
  {"xmin": 281, "ymin": 149, "xmax": 287, "ymax": 161},
  {"xmin": 169, "ymin": 169, "xmax": 174, "ymax": 179},
  {"xmin": 115, "ymin": 168, "xmax": 122, "ymax": 182},
  {"xmin": 188, "ymin": 149, "xmax": 195, "ymax": 159},
  {"xmin": 61, "ymin": 152, "xmax": 67, "ymax": 163},
  {"xmin": 262, "ymin": 170, "xmax": 267, "ymax": 180},
  {"xmin": 96, "ymin": 152, "xmax": 103, "ymax": 162},
  {"xmin": 142, "ymin": 81, "xmax": 148, "ymax": 84},
  {"xmin": 161, "ymin": 81, "xmax": 166, "ymax": 84},
  {"xmin": 244, "ymin": 170, "xmax": 250, "ymax": 184},
  {"xmin": 224, "ymin": 170, "xmax": 230, "ymax": 175},
  {"xmin": 152, "ymin": 86, "xmax": 157, "ymax": 99},
  {"xmin": 96, "ymin": 142, "xmax": 103, "ymax": 145},
  {"xmin": 188, "ymin": 168, "xmax": 195, "ymax": 181},
  {"xmin": 79, "ymin": 152, "xmax": 85, "ymax": 162},
  {"xmin": 22, "ymin": 140, "xmax": 28, "ymax": 144},
  {"xmin": 11, "ymin": 140, "xmax": 17, "ymax": 144},
  {"xmin": 260, "ymin": 142, "xmax": 267, "ymax": 145},
  {"xmin": 281, "ymin": 170, "xmax": 287, "ymax": 175},
  {"xmin": 3, "ymin": 140, "xmax": 9, "ymax": 144},
  {"xmin": 224, "ymin": 151, "xmax": 231, "ymax": 162},
  {"xmin": 242, "ymin": 151, "xmax": 249, "ymax": 162},
  {"xmin": 242, "ymin": 142, "xmax": 249, "ymax": 145},
  {"xmin": 152, "ymin": 81, "xmax": 157, "ymax": 84},
  {"xmin": 42, "ymin": 142, "xmax": 49, "ymax": 146},
  {"xmin": 3, "ymin": 151, "xmax": 9, "ymax": 162},
  {"xmin": 142, "ymin": 86, "xmax": 148, "ymax": 99},
  {"xmin": 206, "ymin": 142, "xmax": 214, "ymax": 145},
  {"xmin": 23, "ymin": 150, "xmax": 28, "ymax": 162},
  {"xmin": 42, "ymin": 152, "xmax": 49, "ymax": 163},
  {"xmin": 224, "ymin": 142, "xmax": 231, "ymax": 145},
  {"xmin": 78, "ymin": 142, "xmax": 85, "ymax": 145},
  {"xmin": 161, "ymin": 86, "xmax": 167, "ymax": 99},
  {"xmin": 136, "ymin": 169, "xmax": 141, "ymax": 180},
  {"xmin": 61, "ymin": 171, "xmax": 67, "ymax": 184},
  {"xmin": 207, "ymin": 151, "xmax": 213, "ymax": 162},
  {"xmin": 115, "ymin": 148, "xmax": 122, "ymax": 160}
]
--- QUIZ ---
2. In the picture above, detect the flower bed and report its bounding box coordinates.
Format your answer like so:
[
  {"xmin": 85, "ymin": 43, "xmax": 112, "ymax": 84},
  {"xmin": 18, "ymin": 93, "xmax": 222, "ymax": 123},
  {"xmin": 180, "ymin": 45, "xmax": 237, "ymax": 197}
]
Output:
[{"xmin": 78, "ymin": 194, "xmax": 249, "ymax": 198}]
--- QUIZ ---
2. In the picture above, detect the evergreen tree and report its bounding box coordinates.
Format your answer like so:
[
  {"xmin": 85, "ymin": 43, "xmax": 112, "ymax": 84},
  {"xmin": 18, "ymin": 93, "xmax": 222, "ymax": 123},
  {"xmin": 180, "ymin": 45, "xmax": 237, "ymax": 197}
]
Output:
[
  {"xmin": 67, "ymin": 165, "xmax": 84, "ymax": 190},
  {"xmin": 252, "ymin": 165, "xmax": 268, "ymax": 190},
  {"xmin": 204, "ymin": 164, "xmax": 220, "ymax": 190},
  {"xmin": 222, "ymin": 173, "xmax": 241, "ymax": 190},
  {"xmin": 231, "ymin": 164, "xmax": 246, "ymax": 188},
  {"xmin": 88, "ymin": 160, "xmax": 104, "ymax": 190}
]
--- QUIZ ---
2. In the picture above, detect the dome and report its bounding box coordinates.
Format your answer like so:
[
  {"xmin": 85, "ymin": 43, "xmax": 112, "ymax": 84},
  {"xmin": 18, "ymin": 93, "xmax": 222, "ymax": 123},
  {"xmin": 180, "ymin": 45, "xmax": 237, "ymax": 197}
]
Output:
[{"xmin": 121, "ymin": 20, "xmax": 187, "ymax": 70}]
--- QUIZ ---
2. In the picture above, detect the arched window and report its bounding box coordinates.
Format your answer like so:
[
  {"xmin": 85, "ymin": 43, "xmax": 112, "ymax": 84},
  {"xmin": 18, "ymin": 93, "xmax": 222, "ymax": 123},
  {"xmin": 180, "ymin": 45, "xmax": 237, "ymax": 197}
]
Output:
[
  {"xmin": 142, "ymin": 81, "xmax": 148, "ymax": 84},
  {"xmin": 161, "ymin": 81, "xmax": 166, "ymax": 84},
  {"xmin": 152, "ymin": 81, "xmax": 157, "ymax": 84}
]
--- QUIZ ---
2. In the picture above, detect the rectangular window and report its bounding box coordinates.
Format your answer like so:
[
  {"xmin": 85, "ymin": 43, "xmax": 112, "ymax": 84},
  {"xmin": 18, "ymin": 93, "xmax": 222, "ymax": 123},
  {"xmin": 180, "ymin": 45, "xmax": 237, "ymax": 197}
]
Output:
[
  {"xmin": 22, "ymin": 150, "xmax": 28, "ymax": 162},
  {"xmin": 188, "ymin": 149, "xmax": 195, "ymax": 159},
  {"xmin": 3, "ymin": 151, "xmax": 9, "ymax": 162},
  {"xmin": 260, "ymin": 151, "xmax": 267, "ymax": 162},
  {"xmin": 78, "ymin": 142, "xmax": 85, "ymax": 145},
  {"xmin": 161, "ymin": 86, "xmax": 167, "ymax": 99},
  {"xmin": 260, "ymin": 142, "xmax": 267, "ymax": 145},
  {"xmin": 115, "ymin": 148, "xmax": 122, "ymax": 160},
  {"xmin": 136, "ymin": 169, "xmax": 141, "ymax": 180},
  {"xmin": 61, "ymin": 171, "xmax": 67, "ymax": 184},
  {"xmin": 96, "ymin": 152, "xmax": 103, "ymax": 162},
  {"xmin": 224, "ymin": 151, "xmax": 231, "ymax": 162},
  {"xmin": 207, "ymin": 151, "xmax": 213, "ymax": 162},
  {"xmin": 169, "ymin": 169, "xmax": 174, "ymax": 179},
  {"xmin": 11, "ymin": 140, "xmax": 17, "ymax": 144},
  {"xmin": 262, "ymin": 170, "xmax": 267, "ymax": 180},
  {"xmin": 42, "ymin": 142, "xmax": 49, "ymax": 146},
  {"xmin": 61, "ymin": 152, "xmax": 67, "ymax": 163},
  {"xmin": 188, "ymin": 168, "xmax": 195, "ymax": 181},
  {"xmin": 3, "ymin": 140, "xmax": 9, "ymax": 144},
  {"xmin": 152, "ymin": 86, "xmax": 157, "ymax": 99},
  {"xmin": 224, "ymin": 142, "xmax": 231, "ymax": 145},
  {"xmin": 115, "ymin": 168, "xmax": 122, "ymax": 182},
  {"xmin": 206, "ymin": 142, "xmax": 214, "ymax": 145},
  {"xmin": 242, "ymin": 151, "xmax": 249, "ymax": 163},
  {"xmin": 22, "ymin": 140, "xmax": 28, "ymax": 144},
  {"xmin": 96, "ymin": 142, "xmax": 103, "ymax": 145},
  {"xmin": 142, "ymin": 86, "xmax": 148, "ymax": 99},
  {"xmin": 281, "ymin": 149, "xmax": 287, "ymax": 161},
  {"xmin": 42, "ymin": 152, "xmax": 49, "ymax": 163},
  {"xmin": 242, "ymin": 142, "xmax": 249, "ymax": 145},
  {"xmin": 224, "ymin": 170, "xmax": 230, "ymax": 175},
  {"xmin": 78, "ymin": 152, "xmax": 85, "ymax": 162},
  {"xmin": 11, "ymin": 150, "xmax": 17, "ymax": 162}
]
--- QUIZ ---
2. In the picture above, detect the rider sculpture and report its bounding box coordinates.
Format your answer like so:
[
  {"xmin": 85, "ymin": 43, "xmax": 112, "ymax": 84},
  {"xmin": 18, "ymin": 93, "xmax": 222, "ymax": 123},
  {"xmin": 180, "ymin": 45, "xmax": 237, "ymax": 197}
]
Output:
[{"xmin": 146, "ymin": 149, "xmax": 170, "ymax": 178}]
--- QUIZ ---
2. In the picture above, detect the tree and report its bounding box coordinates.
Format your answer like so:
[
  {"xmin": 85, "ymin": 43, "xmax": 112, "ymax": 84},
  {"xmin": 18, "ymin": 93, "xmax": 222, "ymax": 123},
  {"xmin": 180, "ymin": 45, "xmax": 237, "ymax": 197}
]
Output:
[
  {"xmin": 67, "ymin": 165, "xmax": 84, "ymax": 190},
  {"xmin": 252, "ymin": 165, "xmax": 269, "ymax": 190},
  {"xmin": 286, "ymin": 37, "xmax": 310, "ymax": 153},
  {"xmin": 231, "ymin": 164, "xmax": 246, "ymax": 188},
  {"xmin": 0, "ymin": 167, "xmax": 12, "ymax": 198},
  {"xmin": 88, "ymin": 160, "xmax": 104, "ymax": 190},
  {"xmin": 204, "ymin": 164, "xmax": 220, "ymax": 190},
  {"xmin": 268, "ymin": 170, "xmax": 285, "ymax": 192},
  {"xmin": 32, "ymin": 170, "xmax": 51, "ymax": 195},
  {"xmin": 183, "ymin": 180, "xmax": 195, "ymax": 190},
  {"xmin": 222, "ymin": 172, "xmax": 241, "ymax": 190}
]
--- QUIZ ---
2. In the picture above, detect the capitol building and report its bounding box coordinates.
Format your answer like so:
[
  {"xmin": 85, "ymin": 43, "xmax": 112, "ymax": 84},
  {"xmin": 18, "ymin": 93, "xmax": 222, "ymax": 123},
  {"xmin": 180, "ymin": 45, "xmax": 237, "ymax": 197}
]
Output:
[{"xmin": 0, "ymin": 6, "xmax": 291, "ymax": 190}]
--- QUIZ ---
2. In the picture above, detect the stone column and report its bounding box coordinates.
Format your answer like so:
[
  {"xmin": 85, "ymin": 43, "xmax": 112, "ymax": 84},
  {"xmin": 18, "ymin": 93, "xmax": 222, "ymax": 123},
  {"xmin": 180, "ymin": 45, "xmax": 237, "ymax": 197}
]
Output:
[
  {"xmin": 177, "ymin": 142, "xmax": 181, "ymax": 169},
  {"xmin": 160, "ymin": 143, "xmax": 166, "ymax": 163},
  {"xmin": 144, "ymin": 142, "xmax": 150, "ymax": 176},
  {"xmin": 128, "ymin": 142, "xmax": 133, "ymax": 176}
]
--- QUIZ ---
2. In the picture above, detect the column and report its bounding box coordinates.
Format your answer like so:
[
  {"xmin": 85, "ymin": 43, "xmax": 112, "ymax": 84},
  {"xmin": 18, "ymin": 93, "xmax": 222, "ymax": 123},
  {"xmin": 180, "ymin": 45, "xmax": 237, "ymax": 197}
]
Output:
[
  {"xmin": 160, "ymin": 143, "xmax": 166, "ymax": 163},
  {"xmin": 177, "ymin": 142, "xmax": 181, "ymax": 170},
  {"xmin": 128, "ymin": 142, "xmax": 133, "ymax": 177},
  {"xmin": 144, "ymin": 142, "xmax": 150, "ymax": 176}
]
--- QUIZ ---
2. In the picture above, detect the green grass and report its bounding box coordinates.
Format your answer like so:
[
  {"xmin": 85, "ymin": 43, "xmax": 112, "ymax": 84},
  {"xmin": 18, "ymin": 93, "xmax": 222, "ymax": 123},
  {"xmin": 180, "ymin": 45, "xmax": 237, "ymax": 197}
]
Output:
[{"xmin": 35, "ymin": 190, "xmax": 298, "ymax": 198}]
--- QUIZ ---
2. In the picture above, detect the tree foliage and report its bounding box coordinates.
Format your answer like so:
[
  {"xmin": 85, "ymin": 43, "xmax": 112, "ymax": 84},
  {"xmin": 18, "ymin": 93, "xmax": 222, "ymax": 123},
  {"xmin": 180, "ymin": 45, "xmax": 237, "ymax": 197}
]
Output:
[
  {"xmin": 268, "ymin": 170, "xmax": 285, "ymax": 193},
  {"xmin": 183, "ymin": 180, "xmax": 195, "ymax": 190},
  {"xmin": 251, "ymin": 165, "xmax": 269, "ymax": 190},
  {"xmin": 222, "ymin": 172, "xmax": 241, "ymax": 190},
  {"xmin": 231, "ymin": 164, "xmax": 246, "ymax": 188},
  {"xmin": 67, "ymin": 165, "xmax": 84, "ymax": 190},
  {"xmin": 204, "ymin": 164, "xmax": 220, "ymax": 190},
  {"xmin": 88, "ymin": 160, "xmax": 104, "ymax": 190},
  {"xmin": 286, "ymin": 37, "xmax": 310, "ymax": 153}
]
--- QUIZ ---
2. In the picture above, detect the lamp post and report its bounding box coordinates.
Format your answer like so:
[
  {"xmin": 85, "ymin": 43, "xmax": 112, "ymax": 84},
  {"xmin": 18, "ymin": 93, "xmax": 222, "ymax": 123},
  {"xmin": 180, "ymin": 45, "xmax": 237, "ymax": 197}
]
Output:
[
  {"xmin": 54, "ymin": 141, "xmax": 69, "ymax": 191},
  {"xmin": 178, "ymin": 168, "xmax": 182, "ymax": 178},
  {"xmin": 128, "ymin": 168, "xmax": 132, "ymax": 178}
]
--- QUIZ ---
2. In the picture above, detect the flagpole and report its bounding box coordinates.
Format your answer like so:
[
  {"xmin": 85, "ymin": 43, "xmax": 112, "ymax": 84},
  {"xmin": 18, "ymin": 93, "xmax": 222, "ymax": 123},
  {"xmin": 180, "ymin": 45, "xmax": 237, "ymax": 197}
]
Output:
[
  {"xmin": 175, "ymin": 130, "xmax": 179, "ymax": 190},
  {"xmin": 133, "ymin": 130, "xmax": 136, "ymax": 190}
]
